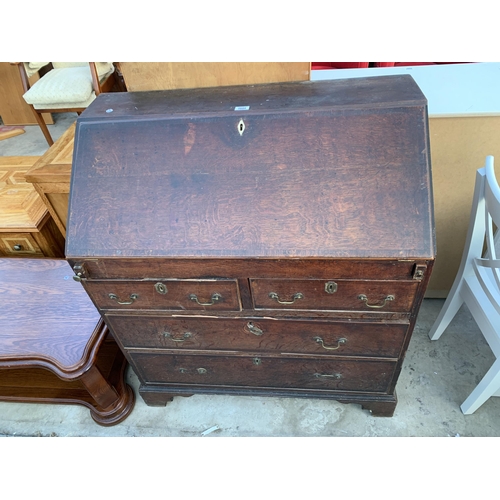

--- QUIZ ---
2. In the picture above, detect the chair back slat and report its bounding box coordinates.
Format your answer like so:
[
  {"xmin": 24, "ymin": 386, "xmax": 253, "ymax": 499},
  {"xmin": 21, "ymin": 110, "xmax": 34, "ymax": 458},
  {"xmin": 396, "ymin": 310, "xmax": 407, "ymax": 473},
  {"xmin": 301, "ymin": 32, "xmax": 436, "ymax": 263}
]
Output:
[{"xmin": 476, "ymin": 156, "xmax": 500, "ymax": 295}]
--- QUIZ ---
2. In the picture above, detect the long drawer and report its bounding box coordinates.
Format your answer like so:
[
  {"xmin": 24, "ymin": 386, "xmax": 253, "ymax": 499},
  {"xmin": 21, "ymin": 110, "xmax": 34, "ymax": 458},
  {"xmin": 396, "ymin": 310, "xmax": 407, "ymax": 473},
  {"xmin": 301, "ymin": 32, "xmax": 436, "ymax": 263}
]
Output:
[
  {"xmin": 250, "ymin": 279, "xmax": 419, "ymax": 312},
  {"xmin": 107, "ymin": 315, "xmax": 408, "ymax": 358},
  {"xmin": 130, "ymin": 352, "xmax": 397, "ymax": 393},
  {"xmin": 84, "ymin": 279, "xmax": 241, "ymax": 311}
]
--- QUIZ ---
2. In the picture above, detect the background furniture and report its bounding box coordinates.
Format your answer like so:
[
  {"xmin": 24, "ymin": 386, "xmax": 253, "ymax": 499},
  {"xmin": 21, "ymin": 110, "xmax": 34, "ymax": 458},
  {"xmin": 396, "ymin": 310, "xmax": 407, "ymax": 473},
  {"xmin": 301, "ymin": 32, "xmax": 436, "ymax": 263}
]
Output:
[
  {"xmin": 118, "ymin": 62, "xmax": 310, "ymax": 91},
  {"xmin": 311, "ymin": 62, "xmax": 500, "ymax": 297},
  {"xmin": 14, "ymin": 62, "xmax": 115, "ymax": 146},
  {"xmin": 25, "ymin": 122, "xmax": 74, "ymax": 238},
  {"xmin": 0, "ymin": 62, "xmax": 53, "ymax": 125},
  {"xmin": 65, "ymin": 76, "xmax": 435, "ymax": 417},
  {"xmin": 0, "ymin": 156, "xmax": 64, "ymax": 257},
  {"xmin": 0, "ymin": 258, "xmax": 135, "ymax": 425},
  {"xmin": 429, "ymin": 156, "xmax": 500, "ymax": 414}
]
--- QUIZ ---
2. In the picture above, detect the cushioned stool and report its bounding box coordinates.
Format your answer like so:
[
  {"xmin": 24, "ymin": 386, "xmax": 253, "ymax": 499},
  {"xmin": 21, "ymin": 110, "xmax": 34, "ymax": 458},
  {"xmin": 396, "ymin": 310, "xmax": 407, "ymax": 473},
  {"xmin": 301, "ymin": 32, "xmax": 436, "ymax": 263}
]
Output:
[{"xmin": 0, "ymin": 258, "xmax": 134, "ymax": 426}]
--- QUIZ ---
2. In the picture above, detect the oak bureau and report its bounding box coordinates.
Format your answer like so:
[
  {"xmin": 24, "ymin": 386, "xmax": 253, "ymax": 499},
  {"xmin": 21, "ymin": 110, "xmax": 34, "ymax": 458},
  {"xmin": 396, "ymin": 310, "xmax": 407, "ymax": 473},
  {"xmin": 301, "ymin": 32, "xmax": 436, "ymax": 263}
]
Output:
[{"xmin": 66, "ymin": 75, "xmax": 435, "ymax": 416}]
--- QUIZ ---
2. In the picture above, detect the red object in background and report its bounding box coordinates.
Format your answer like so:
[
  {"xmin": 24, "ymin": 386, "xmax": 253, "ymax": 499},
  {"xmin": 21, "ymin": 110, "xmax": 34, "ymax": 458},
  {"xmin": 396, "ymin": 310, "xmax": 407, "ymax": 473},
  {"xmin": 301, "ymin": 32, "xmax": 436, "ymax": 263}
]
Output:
[
  {"xmin": 311, "ymin": 62, "xmax": 369, "ymax": 69},
  {"xmin": 312, "ymin": 62, "xmax": 472, "ymax": 70}
]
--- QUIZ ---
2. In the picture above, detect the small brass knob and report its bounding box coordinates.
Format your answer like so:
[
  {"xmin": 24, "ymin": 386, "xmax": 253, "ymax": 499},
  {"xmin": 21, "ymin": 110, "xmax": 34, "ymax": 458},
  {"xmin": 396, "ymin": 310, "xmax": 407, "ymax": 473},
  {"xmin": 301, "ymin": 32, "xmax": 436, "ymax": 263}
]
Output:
[{"xmin": 13, "ymin": 244, "xmax": 22, "ymax": 251}]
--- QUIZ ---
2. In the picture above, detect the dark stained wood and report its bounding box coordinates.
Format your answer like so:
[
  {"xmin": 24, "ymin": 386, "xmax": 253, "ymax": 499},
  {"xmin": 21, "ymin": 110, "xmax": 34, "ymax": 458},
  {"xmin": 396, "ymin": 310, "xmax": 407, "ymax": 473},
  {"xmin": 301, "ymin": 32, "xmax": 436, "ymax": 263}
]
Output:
[
  {"xmin": 131, "ymin": 352, "xmax": 397, "ymax": 393},
  {"xmin": 0, "ymin": 258, "xmax": 135, "ymax": 426},
  {"xmin": 106, "ymin": 315, "xmax": 409, "ymax": 358},
  {"xmin": 249, "ymin": 278, "xmax": 419, "ymax": 312},
  {"xmin": 84, "ymin": 278, "xmax": 242, "ymax": 311},
  {"xmin": 67, "ymin": 76, "xmax": 433, "ymax": 260},
  {"xmin": 68, "ymin": 257, "xmax": 429, "ymax": 281},
  {"xmin": 67, "ymin": 76, "xmax": 435, "ymax": 416}
]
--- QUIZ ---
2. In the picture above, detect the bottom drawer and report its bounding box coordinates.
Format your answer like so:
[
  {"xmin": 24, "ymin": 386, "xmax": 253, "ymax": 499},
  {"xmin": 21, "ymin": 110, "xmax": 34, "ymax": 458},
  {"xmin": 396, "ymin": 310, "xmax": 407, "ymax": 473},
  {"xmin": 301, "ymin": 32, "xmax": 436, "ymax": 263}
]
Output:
[{"xmin": 130, "ymin": 352, "xmax": 397, "ymax": 393}]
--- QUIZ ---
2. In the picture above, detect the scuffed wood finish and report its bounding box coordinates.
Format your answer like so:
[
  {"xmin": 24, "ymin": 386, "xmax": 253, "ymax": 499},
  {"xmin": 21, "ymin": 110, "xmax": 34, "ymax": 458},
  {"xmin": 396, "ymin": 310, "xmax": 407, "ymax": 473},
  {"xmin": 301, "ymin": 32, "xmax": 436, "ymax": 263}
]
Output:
[
  {"xmin": 107, "ymin": 314, "xmax": 409, "ymax": 358},
  {"xmin": 67, "ymin": 77, "xmax": 433, "ymax": 260},
  {"xmin": 84, "ymin": 278, "xmax": 242, "ymax": 312},
  {"xmin": 119, "ymin": 62, "xmax": 310, "ymax": 92},
  {"xmin": 0, "ymin": 258, "xmax": 135, "ymax": 426},
  {"xmin": 67, "ymin": 77, "xmax": 435, "ymax": 417},
  {"xmin": 131, "ymin": 352, "xmax": 397, "ymax": 393}
]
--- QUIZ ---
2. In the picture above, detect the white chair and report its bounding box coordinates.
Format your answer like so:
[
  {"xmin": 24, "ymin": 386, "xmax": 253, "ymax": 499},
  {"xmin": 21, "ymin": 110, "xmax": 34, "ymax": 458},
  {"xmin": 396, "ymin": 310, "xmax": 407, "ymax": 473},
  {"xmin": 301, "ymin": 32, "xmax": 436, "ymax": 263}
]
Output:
[
  {"xmin": 429, "ymin": 155, "xmax": 500, "ymax": 414},
  {"xmin": 13, "ymin": 62, "xmax": 115, "ymax": 146}
]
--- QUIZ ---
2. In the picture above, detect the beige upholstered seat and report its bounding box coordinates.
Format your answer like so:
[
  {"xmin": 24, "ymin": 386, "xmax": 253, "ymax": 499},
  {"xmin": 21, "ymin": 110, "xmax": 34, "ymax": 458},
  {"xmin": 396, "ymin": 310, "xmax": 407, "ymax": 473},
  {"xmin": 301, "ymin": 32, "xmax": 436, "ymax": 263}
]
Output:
[{"xmin": 13, "ymin": 62, "xmax": 116, "ymax": 146}]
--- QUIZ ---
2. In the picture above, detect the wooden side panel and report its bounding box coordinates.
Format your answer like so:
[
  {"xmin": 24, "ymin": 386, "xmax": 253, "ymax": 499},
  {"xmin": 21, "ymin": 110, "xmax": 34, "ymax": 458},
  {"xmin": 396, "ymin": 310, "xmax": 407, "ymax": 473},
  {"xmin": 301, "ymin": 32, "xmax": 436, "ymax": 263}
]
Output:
[
  {"xmin": 0, "ymin": 63, "xmax": 53, "ymax": 125},
  {"xmin": 427, "ymin": 116, "xmax": 500, "ymax": 296},
  {"xmin": 119, "ymin": 62, "xmax": 311, "ymax": 92}
]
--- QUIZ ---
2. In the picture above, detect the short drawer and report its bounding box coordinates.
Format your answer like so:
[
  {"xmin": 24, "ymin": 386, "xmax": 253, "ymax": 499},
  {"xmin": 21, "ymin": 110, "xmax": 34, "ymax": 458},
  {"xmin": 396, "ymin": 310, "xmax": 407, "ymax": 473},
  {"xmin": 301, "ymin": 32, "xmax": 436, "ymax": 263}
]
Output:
[
  {"xmin": 0, "ymin": 233, "xmax": 43, "ymax": 257},
  {"xmin": 107, "ymin": 315, "xmax": 408, "ymax": 358},
  {"xmin": 130, "ymin": 352, "xmax": 397, "ymax": 393},
  {"xmin": 250, "ymin": 279, "xmax": 419, "ymax": 312},
  {"xmin": 84, "ymin": 279, "xmax": 241, "ymax": 311}
]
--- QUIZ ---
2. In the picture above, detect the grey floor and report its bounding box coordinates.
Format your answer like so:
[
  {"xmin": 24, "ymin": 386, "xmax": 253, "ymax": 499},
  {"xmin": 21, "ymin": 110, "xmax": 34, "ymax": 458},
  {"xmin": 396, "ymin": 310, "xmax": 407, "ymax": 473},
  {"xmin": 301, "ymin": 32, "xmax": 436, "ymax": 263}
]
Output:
[{"xmin": 1, "ymin": 114, "xmax": 499, "ymax": 437}]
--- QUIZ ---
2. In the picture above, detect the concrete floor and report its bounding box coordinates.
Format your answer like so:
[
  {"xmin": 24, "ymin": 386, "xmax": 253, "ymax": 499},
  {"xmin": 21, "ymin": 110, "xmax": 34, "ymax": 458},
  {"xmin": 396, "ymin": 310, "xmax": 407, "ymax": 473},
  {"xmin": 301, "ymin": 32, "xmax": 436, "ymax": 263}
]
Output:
[{"xmin": 1, "ymin": 113, "xmax": 499, "ymax": 437}]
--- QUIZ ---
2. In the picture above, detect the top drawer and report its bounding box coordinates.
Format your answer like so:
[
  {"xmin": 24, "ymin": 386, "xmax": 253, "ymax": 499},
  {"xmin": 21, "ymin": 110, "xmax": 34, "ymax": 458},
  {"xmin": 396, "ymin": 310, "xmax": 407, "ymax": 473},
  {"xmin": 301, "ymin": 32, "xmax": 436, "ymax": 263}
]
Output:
[
  {"xmin": 84, "ymin": 279, "xmax": 241, "ymax": 311},
  {"xmin": 250, "ymin": 279, "xmax": 419, "ymax": 312}
]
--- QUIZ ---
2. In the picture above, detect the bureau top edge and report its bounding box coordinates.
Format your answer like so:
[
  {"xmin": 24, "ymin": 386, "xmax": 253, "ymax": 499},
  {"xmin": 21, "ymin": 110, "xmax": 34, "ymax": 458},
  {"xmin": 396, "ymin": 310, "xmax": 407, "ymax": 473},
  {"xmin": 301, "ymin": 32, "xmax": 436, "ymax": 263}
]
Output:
[{"xmin": 79, "ymin": 75, "xmax": 427, "ymax": 121}]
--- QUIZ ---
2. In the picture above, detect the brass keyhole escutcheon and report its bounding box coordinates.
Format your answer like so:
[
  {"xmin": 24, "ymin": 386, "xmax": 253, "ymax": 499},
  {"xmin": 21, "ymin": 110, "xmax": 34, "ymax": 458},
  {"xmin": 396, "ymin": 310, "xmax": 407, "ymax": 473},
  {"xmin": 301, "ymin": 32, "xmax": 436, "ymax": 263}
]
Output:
[
  {"xmin": 238, "ymin": 119, "xmax": 245, "ymax": 136},
  {"xmin": 154, "ymin": 282, "xmax": 168, "ymax": 295},
  {"xmin": 246, "ymin": 322, "xmax": 264, "ymax": 336},
  {"xmin": 253, "ymin": 357, "xmax": 262, "ymax": 366},
  {"xmin": 325, "ymin": 281, "xmax": 338, "ymax": 294}
]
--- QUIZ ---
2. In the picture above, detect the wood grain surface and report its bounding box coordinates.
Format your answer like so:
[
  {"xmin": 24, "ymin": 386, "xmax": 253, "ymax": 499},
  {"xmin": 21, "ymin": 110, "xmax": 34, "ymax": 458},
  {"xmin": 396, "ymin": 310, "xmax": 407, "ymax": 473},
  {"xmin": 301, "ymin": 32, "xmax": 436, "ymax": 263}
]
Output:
[
  {"xmin": 0, "ymin": 259, "xmax": 101, "ymax": 370},
  {"xmin": 67, "ymin": 76, "xmax": 433, "ymax": 259}
]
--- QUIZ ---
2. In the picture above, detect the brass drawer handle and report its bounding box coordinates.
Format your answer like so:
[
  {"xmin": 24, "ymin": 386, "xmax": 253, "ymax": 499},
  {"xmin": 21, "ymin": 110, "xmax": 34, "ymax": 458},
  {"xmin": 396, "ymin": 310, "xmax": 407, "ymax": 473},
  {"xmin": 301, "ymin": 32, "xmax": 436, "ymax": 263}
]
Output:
[
  {"xmin": 268, "ymin": 292, "xmax": 304, "ymax": 305},
  {"xmin": 314, "ymin": 336, "xmax": 347, "ymax": 350},
  {"xmin": 358, "ymin": 294, "xmax": 394, "ymax": 309},
  {"xmin": 162, "ymin": 331, "xmax": 192, "ymax": 342},
  {"xmin": 108, "ymin": 293, "xmax": 138, "ymax": 305},
  {"xmin": 189, "ymin": 293, "xmax": 222, "ymax": 306},
  {"xmin": 179, "ymin": 367, "xmax": 207, "ymax": 374},
  {"xmin": 314, "ymin": 372, "xmax": 342, "ymax": 380},
  {"xmin": 246, "ymin": 322, "xmax": 264, "ymax": 336}
]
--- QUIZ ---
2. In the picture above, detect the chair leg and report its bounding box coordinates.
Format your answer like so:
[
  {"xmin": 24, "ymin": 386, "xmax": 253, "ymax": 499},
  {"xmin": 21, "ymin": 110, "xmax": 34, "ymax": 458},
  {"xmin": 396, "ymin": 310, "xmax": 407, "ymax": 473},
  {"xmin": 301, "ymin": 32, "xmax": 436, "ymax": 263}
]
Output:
[
  {"xmin": 460, "ymin": 357, "xmax": 500, "ymax": 414},
  {"xmin": 428, "ymin": 282, "xmax": 465, "ymax": 340},
  {"xmin": 29, "ymin": 105, "xmax": 53, "ymax": 146}
]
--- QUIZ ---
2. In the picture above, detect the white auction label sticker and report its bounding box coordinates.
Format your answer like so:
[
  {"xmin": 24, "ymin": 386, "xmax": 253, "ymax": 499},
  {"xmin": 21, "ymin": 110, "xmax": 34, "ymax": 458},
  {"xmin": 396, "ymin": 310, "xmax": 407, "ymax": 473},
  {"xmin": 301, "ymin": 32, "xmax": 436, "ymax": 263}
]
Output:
[{"xmin": 234, "ymin": 106, "xmax": 250, "ymax": 111}]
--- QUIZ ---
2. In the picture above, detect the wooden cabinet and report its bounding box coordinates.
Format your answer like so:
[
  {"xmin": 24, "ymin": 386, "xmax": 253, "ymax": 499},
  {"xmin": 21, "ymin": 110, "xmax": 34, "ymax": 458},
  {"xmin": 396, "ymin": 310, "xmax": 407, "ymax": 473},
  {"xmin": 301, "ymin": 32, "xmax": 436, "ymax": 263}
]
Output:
[
  {"xmin": 66, "ymin": 76, "xmax": 435, "ymax": 417},
  {"xmin": 24, "ymin": 122, "xmax": 75, "ymax": 238},
  {"xmin": 0, "ymin": 157, "xmax": 64, "ymax": 257}
]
